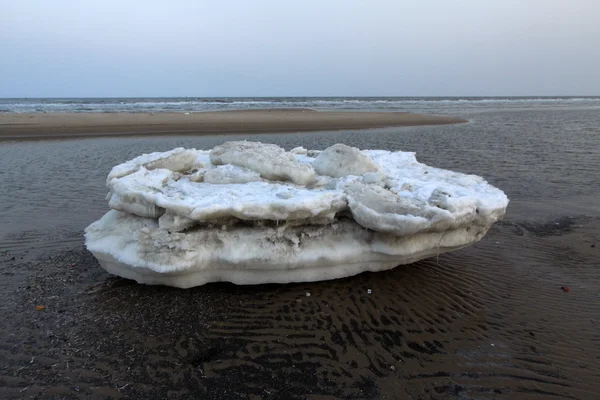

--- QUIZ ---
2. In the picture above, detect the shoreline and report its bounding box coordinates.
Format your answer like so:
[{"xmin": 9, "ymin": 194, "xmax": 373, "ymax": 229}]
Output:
[{"xmin": 0, "ymin": 109, "xmax": 467, "ymax": 141}]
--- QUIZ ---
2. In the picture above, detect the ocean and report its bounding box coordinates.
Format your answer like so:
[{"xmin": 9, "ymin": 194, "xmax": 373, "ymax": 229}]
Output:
[
  {"xmin": 1, "ymin": 96, "xmax": 600, "ymax": 115},
  {"xmin": 0, "ymin": 98, "xmax": 599, "ymax": 398}
]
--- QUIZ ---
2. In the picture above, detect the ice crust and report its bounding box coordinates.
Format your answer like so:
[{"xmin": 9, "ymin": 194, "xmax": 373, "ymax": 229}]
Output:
[
  {"xmin": 87, "ymin": 141, "xmax": 509, "ymax": 287},
  {"xmin": 313, "ymin": 143, "xmax": 379, "ymax": 177},
  {"xmin": 210, "ymin": 141, "xmax": 316, "ymax": 185}
]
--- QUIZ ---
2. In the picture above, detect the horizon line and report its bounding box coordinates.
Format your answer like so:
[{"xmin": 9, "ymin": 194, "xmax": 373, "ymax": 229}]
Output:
[{"xmin": 1, "ymin": 95, "xmax": 600, "ymax": 100}]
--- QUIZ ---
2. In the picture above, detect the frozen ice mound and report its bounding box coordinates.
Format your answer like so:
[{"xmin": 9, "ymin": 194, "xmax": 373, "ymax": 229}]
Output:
[{"xmin": 86, "ymin": 141, "xmax": 509, "ymax": 288}]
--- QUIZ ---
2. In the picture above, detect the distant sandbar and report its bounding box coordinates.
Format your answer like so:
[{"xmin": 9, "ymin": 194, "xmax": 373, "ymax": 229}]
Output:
[{"xmin": 0, "ymin": 109, "xmax": 467, "ymax": 140}]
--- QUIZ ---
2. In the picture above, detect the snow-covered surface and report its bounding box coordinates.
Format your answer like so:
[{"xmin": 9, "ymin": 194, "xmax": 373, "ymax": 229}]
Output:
[{"xmin": 86, "ymin": 141, "xmax": 509, "ymax": 288}]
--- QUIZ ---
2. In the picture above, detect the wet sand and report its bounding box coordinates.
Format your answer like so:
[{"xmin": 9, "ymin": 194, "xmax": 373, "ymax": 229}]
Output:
[
  {"xmin": 1, "ymin": 106, "xmax": 599, "ymax": 399},
  {"xmin": 1, "ymin": 215, "xmax": 598, "ymax": 399},
  {"xmin": 0, "ymin": 109, "xmax": 466, "ymax": 140}
]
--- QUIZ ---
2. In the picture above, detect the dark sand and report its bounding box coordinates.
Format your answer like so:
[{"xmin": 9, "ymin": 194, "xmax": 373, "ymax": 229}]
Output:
[
  {"xmin": 0, "ymin": 109, "xmax": 466, "ymax": 140},
  {"xmin": 1, "ymin": 216, "xmax": 598, "ymax": 399},
  {"xmin": 1, "ymin": 108, "xmax": 599, "ymax": 399}
]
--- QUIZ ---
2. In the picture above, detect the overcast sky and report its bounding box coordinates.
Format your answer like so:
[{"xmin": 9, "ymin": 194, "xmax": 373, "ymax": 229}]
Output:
[{"xmin": 1, "ymin": 0, "xmax": 599, "ymax": 97}]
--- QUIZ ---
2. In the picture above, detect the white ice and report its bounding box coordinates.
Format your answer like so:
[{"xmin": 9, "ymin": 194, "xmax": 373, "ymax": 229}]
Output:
[
  {"xmin": 87, "ymin": 141, "xmax": 509, "ymax": 288},
  {"xmin": 106, "ymin": 147, "xmax": 198, "ymax": 184},
  {"xmin": 85, "ymin": 210, "xmax": 492, "ymax": 288},
  {"xmin": 209, "ymin": 141, "xmax": 316, "ymax": 185},
  {"xmin": 312, "ymin": 143, "xmax": 379, "ymax": 177},
  {"xmin": 107, "ymin": 170, "xmax": 347, "ymax": 225}
]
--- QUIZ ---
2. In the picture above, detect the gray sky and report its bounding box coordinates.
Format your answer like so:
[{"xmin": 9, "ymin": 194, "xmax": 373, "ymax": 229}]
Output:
[{"xmin": 1, "ymin": 0, "xmax": 599, "ymax": 97}]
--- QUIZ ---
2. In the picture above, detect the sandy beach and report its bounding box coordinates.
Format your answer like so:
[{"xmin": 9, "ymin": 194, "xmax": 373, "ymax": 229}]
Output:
[
  {"xmin": 1, "ymin": 104, "xmax": 599, "ymax": 399},
  {"xmin": 0, "ymin": 109, "xmax": 466, "ymax": 140}
]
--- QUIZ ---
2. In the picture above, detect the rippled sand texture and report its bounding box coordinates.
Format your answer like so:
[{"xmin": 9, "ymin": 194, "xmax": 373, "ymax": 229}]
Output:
[{"xmin": 0, "ymin": 215, "xmax": 597, "ymax": 399}]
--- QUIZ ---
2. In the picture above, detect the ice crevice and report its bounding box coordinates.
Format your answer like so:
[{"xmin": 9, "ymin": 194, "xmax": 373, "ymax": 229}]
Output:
[{"xmin": 86, "ymin": 141, "xmax": 509, "ymax": 288}]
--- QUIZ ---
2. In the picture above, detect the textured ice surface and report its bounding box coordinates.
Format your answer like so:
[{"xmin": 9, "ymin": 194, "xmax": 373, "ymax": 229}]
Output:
[
  {"xmin": 107, "ymin": 147, "xmax": 198, "ymax": 184},
  {"xmin": 86, "ymin": 210, "xmax": 491, "ymax": 288},
  {"xmin": 86, "ymin": 141, "xmax": 509, "ymax": 287},
  {"xmin": 313, "ymin": 143, "xmax": 379, "ymax": 177},
  {"xmin": 210, "ymin": 141, "xmax": 316, "ymax": 185},
  {"xmin": 203, "ymin": 164, "xmax": 262, "ymax": 184},
  {"xmin": 108, "ymin": 172, "xmax": 347, "ymax": 224}
]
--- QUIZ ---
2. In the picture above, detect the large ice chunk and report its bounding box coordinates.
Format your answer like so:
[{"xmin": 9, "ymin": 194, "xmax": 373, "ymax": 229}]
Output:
[{"xmin": 86, "ymin": 141, "xmax": 509, "ymax": 287}]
